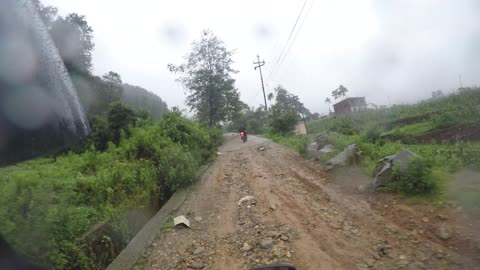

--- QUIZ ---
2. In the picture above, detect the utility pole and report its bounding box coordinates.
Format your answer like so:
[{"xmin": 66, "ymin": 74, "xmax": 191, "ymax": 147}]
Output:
[
  {"xmin": 458, "ymin": 74, "xmax": 463, "ymax": 89},
  {"xmin": 254, "ymin": 55, "xmax": 268, "ymax": 112}
]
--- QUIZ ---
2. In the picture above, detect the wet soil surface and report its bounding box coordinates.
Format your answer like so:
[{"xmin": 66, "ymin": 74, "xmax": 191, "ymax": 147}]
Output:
[{"xmin": 138, "ymin": 135, "xmax": 480, "ymax": 270}]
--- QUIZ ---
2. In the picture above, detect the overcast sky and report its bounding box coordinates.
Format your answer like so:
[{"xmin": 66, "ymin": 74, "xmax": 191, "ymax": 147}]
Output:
[{"xmin": 44, "ymin": 0, "xmax": 480, "ymax": 114}]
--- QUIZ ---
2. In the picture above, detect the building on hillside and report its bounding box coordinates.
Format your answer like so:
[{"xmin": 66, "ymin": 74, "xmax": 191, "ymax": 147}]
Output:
[
  {"xmin": 367, "ymin": 102, "xmax": 378, "ymax": 110},
  {"xmin": 333, "ymin": 97, "xmax": 367, "ymax": 115}
]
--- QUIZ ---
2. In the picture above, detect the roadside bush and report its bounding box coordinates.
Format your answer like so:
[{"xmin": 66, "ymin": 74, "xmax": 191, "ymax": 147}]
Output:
[
  {"xmin": 385, "ymin": 157, "xmax": 436, "ymax": 195},
  {"xmin": 331, "ymin": 117, "xmax": 360, "ymax": 135},
  {"xmin": 270, "ymin": 111, "xmax": 300, "ymax": 135},
  {"xmin": 0, "ymin": 113, "xmax": 221, "ymax": 269},
  {"xmin": 265, "ymin": 133, "xmax": 307, "ymax": 154},
  {"xmin": 362, "ymin": 125, "xmax": 383, "ymax": 143},
  {"xmin": 431, "ymin": 111, "xmax": 458, "ymax": 129}
]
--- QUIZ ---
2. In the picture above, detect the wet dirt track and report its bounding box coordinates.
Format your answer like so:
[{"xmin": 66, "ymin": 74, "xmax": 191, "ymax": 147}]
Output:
[{"xmin": 138, "ymin": 135, "xmax": 480, "ymax": 270}]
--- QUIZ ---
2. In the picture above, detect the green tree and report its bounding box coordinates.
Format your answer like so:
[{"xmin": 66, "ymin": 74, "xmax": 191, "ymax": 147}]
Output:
[
  {"xmin": 168, "ymin": 30, "xmax": 240, "ymax": 126},
  {"xmin": 325, "ymin": 97, "xmax": 332, "ymax": 113},
  {"xmin": 332, "ymin": 85, "xmax": 349, "ymax": 101},
  {"xmin": 338, "ymin": 85, "xmax": 349, "ymax": 100},
  {"xmin": 224, "ymin": 89, "xmax": 248, "ymax": 124},
  {"xmin": 121, "ymin": 83, "xmax": 169, "ymax": 121},
  {"xmin": 107, "ymin": 102, "xmax": 137, "ymax": 145},
  {"xmin": 270, "ymin": 111, "xmax": 300, "ymax": 135},
  {"xmin": 331, "ymin": 88, "xmax": 340, "ymax": 101},
  {"xmin": 271, "ymin": 85, "xmax": 312, "ymax": 119},
  {"xmin": 88, "ymin": 116, "xmax": 110, "ymax": 151},
  {"xmin": 50, "ymin": 13, "xmax": 94, "ymax": 73},
  {"xmin": 32, "ymin": 0, "xmax": 58, "ymax": 28},
  {"xmin": 228, "ymin": 105, "xmax": 268, "ymax": 134},
  {"xmin": 102, "ymin": 71, "xmax": 124, "ymax": 105}
]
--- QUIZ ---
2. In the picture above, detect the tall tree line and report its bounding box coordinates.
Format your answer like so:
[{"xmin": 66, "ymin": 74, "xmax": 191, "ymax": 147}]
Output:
[
  {"xmin": 33, "ymin": 0, "xmax": 168, "ymax": 119},
  {"xmin": 32, "ymin": 0, "xmax": 169, "ymax": 152}
]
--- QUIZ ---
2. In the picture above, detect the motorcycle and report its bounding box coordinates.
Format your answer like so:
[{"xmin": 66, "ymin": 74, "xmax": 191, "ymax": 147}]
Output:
[{"xmin": 240, "ymin": 131, "xmax": 247, "ymax": 142}]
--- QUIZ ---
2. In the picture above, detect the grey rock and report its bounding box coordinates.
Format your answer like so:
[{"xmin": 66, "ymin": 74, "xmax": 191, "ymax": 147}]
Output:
[
  {"xmin": 268, "ymin": 231, "xmax": 281, "ymax": 238},
  {"xmin": 189, "ymin": 260, "xmax": 204, "ymax": 269},
  {"xmin": 242, "ymin": 242, "xmax": 252, "ymax": 251},
  {"xmin": 396, "ymin": 259, "xmax": 410, "ymax": 268},
  {"xmin": 304, "ymin": 142, "xmax": 321, "ymax": 159},
  {"xmin": 305, "ymin": 141, "xmax": 336, "ymax": 160},
  {"xmin": 319, "ymin": 144, "xmax": 336, "ymax": 153},
  {"xmin": 260, "ymin": 238, "xmax": 274, "ymax": 249},
  {"xmin": 364, "ymin": 257, "xmax": 376, "ymax": 267},
  {"xmin": 280, "ymin": 235, "xmax": 289, "ymax": 241},
  {"xmin": 324, "ymin": 144, "xmax": 359, "ymax": 171},
  {"xmin": 436, "ymin": 226, "xmax": 453, "ymax": 240},
  {"xmin": 370, "ymin": 150, "xmax": 418, "ymax": 192},
  {"xmin": 315, "ymin": 135, "xmax": 330, "ymax": 148},
  {"xmin": 193, "ymin": 247, "xmax": 205, "ymax": 255},
  {"xmin": 406, "ymin": 262, "xmax": 426, "ymax": 270}
]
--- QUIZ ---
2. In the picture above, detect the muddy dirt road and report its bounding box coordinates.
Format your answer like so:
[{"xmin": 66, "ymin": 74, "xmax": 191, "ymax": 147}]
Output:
[{"xmin": 138, "ymin": 135, "xmax": 480, "ymax": 270}]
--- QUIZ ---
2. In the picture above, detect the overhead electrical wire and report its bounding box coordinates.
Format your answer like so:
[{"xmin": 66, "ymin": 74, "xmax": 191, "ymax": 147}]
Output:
[
  {"xmin": 266, "ymin": 0, "xmax": 309, "ymax": 82},
  {"xmin": 269, "ymin": 0, "xmax": 314, "ymax": 82}
]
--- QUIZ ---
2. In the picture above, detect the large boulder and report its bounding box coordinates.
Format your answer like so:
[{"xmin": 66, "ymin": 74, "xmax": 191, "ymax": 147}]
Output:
[
  {"xmin": 305, "ymin": 142, "xmax": 321, "ymax": 159},
  {"xmin": 305, "ymin": 142, "xmax": 336, "ymax": 160},
  {"xmin": 324, "ymin": 144, "xmax": 359, "ymax": 171},
  {"xmin": 315, "ymin": 135, "xmax": 330, "ymax": 148},
  {"xmin": 370, "ymin": 150, "xmax": 418, "ymax": 192},
  {"xmin": 319, "ymin": 144, "xmax": 336, "ymax": 154}
]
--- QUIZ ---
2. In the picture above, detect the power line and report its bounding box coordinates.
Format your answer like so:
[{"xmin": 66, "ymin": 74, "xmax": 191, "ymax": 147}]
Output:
[
  {"xmin": 270, "ymin": 0, "xmax": 314, "ymax": 81},
  {"xmin": 267, "ymin": 0, "xmax": 309, "ymax": 82}
]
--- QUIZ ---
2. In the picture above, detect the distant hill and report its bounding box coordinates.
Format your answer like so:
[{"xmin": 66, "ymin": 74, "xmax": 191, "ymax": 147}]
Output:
[{"xmin": 121, "ymin": 84, "xmax": 169, "ymax": 121}]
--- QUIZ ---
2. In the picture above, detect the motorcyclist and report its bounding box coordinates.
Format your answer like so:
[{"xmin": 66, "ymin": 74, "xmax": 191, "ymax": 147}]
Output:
[{"xmin": 238, "ymin": 127, "xmax": 247, "ymax": 141}]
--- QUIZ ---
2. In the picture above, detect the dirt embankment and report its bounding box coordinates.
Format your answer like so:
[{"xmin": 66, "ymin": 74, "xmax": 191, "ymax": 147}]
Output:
[
  {"xmin": 382, "ymin": 124, "xmax": 480, "ymax": 144},
  {"xmin": 137, "ymin": 135, "xmax": 480, "ymax": 270}
]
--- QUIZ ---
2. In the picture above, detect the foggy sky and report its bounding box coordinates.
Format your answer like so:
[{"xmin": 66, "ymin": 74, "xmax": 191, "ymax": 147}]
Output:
[{"xmin": 43, "ymin": 0, "xmax": 480, "ymax": 114}]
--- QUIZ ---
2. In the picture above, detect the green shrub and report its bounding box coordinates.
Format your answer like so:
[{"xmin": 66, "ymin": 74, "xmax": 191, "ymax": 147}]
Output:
[
  {"xmin": 362, "ymin": 125, "xmax": 383, "ymax": 143},
  {"xmin": 270, "ymin": 111, "xmax": 300, "ymax": 135},
  {"xmin": 0, "ymin": 113, "xmax": 222, "ymax": 269},
  {"xmin": 384, "ymin": 157, "xmax": 436, "ymax": 195},
  {"xmin": 330, "ymin": 117, "xmax": 360, "ymax": 135},
  {"xmin": 265, "ymin": 133, "xmax": 307, "ymax": 154}
]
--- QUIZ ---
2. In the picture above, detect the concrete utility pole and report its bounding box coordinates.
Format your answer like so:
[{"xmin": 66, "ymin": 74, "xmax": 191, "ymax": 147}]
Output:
[{"xmin": 254, "ymin": 55, "xmax": 268, "ymax": 112}]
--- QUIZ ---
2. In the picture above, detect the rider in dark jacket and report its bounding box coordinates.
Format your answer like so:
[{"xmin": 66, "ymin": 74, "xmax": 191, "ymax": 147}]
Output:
[{"xmin": 238, "ymin": 127, "xmax": 247, "ymax": 139}]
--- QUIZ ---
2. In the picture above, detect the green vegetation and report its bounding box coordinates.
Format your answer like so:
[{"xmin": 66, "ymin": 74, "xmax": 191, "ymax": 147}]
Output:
[
  {"xmin": 270, "ymin": 111, "xmax": 300, "ymax": 135},
  {"xmin": 122, "ymin": 84, "xmax": 169, "ymax": 122},
  {"xmin": 158, "ymin": 216, "xmax": 174, "ymax": 233},
  {"xmin": 243, "ymin": 83, "xmax": 479, "ymax": 206},
  {"xmin": 384, "ymin": 157, "xmax": 437, "ymax": 195},
  {"xmin": 306, "ymin": 88, "xmax": 480, "ymax": 198},
  {"xmin": 264, "ymin": 133, "xmax": 307, "ymax": 154},
  {"xmin": 227, "ymin": 106, "xmax": 269, "ymax": 134},
  {"xmin": 168, "ymin": 30, "xmax": 244, "ymax": 126},
  {"xmin": 383, "ymin": 122, "xmax": 435, "ymax": 136},
  {"xmin": 27, "ymin": 0, "xmax": 171, "ymax": 162},
  {"xmin": 0, "ymin": 113, "xmax": 222, "ymax": 269},
  {"xmin": 229, "ymin": 85, "xmax": 320, "ymax": 135}
]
